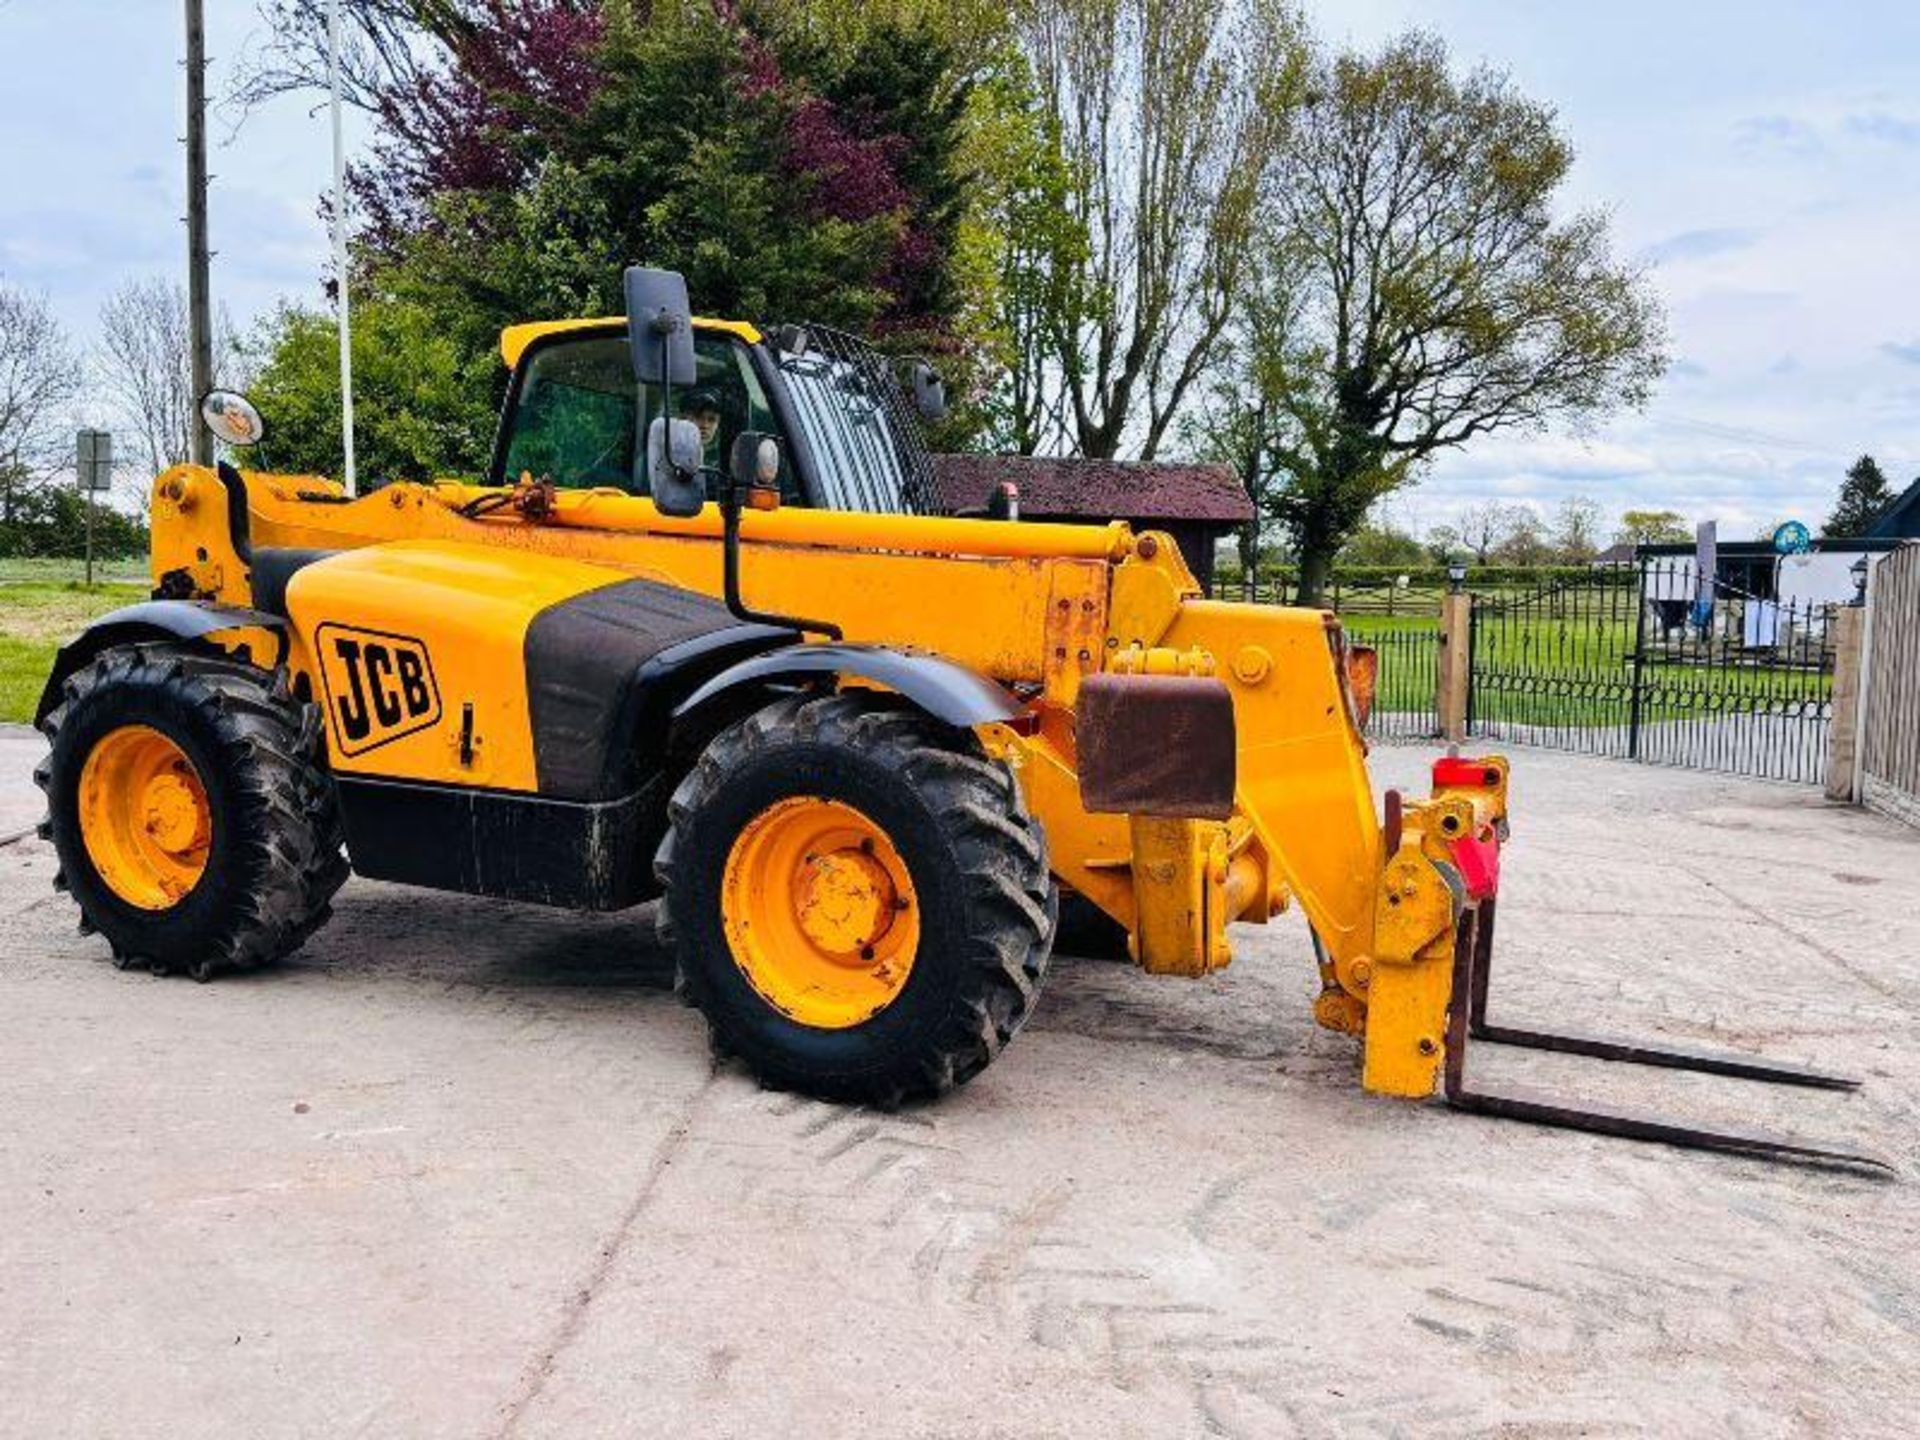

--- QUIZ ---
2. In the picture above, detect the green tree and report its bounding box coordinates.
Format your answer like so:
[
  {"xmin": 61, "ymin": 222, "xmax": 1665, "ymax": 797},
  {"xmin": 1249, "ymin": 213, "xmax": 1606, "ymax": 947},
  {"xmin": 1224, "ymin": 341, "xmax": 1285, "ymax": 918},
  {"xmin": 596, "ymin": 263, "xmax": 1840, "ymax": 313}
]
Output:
[
  {"xmin": 0, "ymin": 485, "xmax": 148, "ymax": 559},
  {"xmin": 965, "ymin": 50, "xmax": 1085, "ymax": 454},
  {"xmin": 1423, "ymin": 523, "xmax": 1463, "ymax": 564},
  {"xmin": 1823, "ymin": 454, "xmax": 1898, "ymax": 537},
  {"xmin": 1251, "ymin": 33, "xmax": 1665, "ymax": 602},
  {"xmin": 243, "ymin": 299, "xmax": 499, "ymax": 484},
  {"xmin": 334, "ymin": 2, "xmax": 1023, "ymax": 466},
  {"xmin": 1614, "ymin": 508, "xmax": 1690, "ymax": 546},
  {"xmin": 1340, "ymin": 522, "xmax": 1425, "ymax": 567}
]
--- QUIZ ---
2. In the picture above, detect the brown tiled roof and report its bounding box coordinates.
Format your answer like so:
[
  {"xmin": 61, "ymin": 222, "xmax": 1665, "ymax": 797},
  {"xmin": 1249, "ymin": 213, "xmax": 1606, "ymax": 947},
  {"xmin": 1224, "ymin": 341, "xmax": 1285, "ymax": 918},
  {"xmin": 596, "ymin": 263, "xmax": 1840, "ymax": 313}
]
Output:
[{"xmin": 931, "ymin": 454, "xmax": 1255, "ymax": 525}]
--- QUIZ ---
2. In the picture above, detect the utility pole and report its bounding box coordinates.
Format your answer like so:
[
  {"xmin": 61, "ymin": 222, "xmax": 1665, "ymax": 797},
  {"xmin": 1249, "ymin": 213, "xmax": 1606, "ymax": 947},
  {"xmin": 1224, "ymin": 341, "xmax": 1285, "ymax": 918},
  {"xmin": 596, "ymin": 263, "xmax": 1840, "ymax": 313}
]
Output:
[
  {"xmin": 328, "ymin": 0, "xmax": 357, "ymax": 495},
  {"xmin": 184, "ymin": 0, "xmax": 214, "ymax": 467}
]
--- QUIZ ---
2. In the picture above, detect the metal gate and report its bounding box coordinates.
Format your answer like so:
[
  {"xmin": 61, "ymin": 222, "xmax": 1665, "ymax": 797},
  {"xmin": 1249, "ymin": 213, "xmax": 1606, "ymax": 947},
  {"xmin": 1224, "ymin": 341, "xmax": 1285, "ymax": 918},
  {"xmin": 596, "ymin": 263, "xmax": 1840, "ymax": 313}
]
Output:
[
  {"xmin": 1468, "ymin": 561, "xmax": 1837, "ymax": 784},
  {"xmin": 1360, "ymin": 621, "xmax": 1441, "ymax": 741}
]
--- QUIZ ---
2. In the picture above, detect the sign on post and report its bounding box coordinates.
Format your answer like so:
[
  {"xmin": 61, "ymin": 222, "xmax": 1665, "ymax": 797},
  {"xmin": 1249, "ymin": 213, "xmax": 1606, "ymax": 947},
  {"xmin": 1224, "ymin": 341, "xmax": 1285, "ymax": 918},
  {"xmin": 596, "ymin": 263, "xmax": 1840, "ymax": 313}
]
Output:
[
  {"xmin": 75, "ymin": 429, "xmax": 113, "ymax": 586},
  {"xmin": 76, "ymin": 429, "xmax": 113, "ymax": 491}
]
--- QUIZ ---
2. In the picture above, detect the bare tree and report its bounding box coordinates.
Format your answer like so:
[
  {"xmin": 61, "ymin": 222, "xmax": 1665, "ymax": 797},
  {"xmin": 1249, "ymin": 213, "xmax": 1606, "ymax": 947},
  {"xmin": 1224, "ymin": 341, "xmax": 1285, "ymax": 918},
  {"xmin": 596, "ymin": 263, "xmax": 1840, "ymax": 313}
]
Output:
[
  {"xmin": 228, "ymin": 1, "xmax": 476, "ymax": 115},
  {"xmin": 1254, "ymin": 32, "xmax": 1666, "ymax": 601},
  {"xmin": 1493, "ymin": 507, "xmax": 1551, "ymax": 565},
  {"xmin": 1019, "ymin": 0, "xmax": 1306, "ymax": 459},
  {"xmin": 0, "ymin": 282, "xmax": 81, "ymax": 524},
  {"xmin": 1550, "ymin": 494, "xmax": 1602, "ymax": 561},
  {"xmin": 95, "ymin": 278, "xmax": 245, "ymax": 476},
  {"xmin": 1455, "ymin": 501, "xmax": 1523, "ymax": 562}
]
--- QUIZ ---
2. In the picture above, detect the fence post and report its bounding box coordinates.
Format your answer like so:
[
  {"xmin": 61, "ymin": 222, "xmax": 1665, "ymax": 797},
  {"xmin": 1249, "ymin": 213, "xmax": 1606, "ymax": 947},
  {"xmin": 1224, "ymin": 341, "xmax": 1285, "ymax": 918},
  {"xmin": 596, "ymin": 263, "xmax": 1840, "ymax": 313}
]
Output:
[
  {"xmin": 1437, "ymin": 590, "xmax": 1471, "ymax": 742},
  {"xmin": 1825, "ymin": 603, "xmax": 1868, "ymax": 803}
]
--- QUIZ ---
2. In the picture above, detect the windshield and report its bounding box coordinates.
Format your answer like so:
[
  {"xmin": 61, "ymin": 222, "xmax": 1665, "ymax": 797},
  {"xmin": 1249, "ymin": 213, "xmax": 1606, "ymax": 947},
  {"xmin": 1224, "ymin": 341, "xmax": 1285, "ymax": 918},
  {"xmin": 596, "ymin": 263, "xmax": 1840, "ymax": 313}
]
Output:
[
  {"xmin": 772, "ymin": 325, "xmax": 935, "ymax": 515},
  {"xmin": 496, "ymin": 331, "xmax": 801, "ymax": 503}
]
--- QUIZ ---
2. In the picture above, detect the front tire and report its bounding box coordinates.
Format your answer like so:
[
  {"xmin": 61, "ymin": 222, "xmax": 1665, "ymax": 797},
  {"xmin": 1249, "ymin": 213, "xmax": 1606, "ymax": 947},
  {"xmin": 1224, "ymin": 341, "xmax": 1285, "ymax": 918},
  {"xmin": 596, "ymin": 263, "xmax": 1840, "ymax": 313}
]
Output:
[
  {"xmin": 656, "ymin": 692, "xmax": 1056, "ymax": 1104},
  {"xmin": 36, "ymin": 644, "xmax": 348, "ymax": 980}
]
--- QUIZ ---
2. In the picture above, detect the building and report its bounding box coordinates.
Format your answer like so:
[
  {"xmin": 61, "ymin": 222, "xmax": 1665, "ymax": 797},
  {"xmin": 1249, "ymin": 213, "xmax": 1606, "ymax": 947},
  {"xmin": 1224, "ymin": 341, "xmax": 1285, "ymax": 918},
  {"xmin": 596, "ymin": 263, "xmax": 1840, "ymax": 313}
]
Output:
[
  {"xmin": 1636, "ymin": 537, "xmax": 1904, "ymax": 606},
  {"xmin": 1868, "ymin": 477, "xmax": 1920, "ymax": 540},
  {"xmin": 930, "ymin": 455, "xmax": 1255, "ymax": 594}
]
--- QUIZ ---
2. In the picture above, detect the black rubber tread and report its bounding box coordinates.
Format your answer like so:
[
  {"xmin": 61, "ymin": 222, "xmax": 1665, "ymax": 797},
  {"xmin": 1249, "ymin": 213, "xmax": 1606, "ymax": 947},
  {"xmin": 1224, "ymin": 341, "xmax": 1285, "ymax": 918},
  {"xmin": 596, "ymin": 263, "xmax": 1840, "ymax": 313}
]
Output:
[
  {"xmin": 35, "ymin": 643, "xmax": 348, "ymax": 981},
  {"xmin": 655, "ymin": 691, "xmax": 1057, "ymax": 1105}
]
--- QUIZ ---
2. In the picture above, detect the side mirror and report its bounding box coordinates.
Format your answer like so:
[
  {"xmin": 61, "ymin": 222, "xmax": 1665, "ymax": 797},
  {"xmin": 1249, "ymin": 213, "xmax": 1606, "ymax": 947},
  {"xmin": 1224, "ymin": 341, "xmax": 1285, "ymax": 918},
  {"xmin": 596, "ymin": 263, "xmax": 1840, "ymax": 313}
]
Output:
[
  {"xmin": 647, "ymin": 416, "xmax": 707, "ymax": 518},
  {"xmin": 200, "ymin": 390, "xmax": 266, "ymax": 447},
  {"xmin": 624, "ymin": 266, "xmax": 696, "ymax": 387},
  {"xmin": 729, "ymin": 431, "xmax": 782, "ymax": 494},
  {"xmin": 909, "ymin": 359, "xmax": 947, "ymax": 422}
]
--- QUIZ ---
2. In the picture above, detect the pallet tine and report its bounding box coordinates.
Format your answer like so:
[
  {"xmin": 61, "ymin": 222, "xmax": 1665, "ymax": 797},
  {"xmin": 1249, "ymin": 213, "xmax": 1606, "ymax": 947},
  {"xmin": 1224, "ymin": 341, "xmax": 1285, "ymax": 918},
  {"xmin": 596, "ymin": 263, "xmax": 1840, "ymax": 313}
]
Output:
[
  {"xmin": 1467, "ymin": 898, "xmax": 1862, "ymax": 1090},
  {"xmin": 1442, "ymin": 905, "xmax": 1894, "ymax": 1175}
]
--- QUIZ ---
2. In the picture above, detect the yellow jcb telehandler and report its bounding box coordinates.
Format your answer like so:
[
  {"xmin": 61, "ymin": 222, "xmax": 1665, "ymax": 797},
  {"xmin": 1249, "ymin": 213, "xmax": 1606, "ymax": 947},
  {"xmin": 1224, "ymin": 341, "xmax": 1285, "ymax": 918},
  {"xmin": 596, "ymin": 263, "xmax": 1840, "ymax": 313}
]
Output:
[{"xmin": 33, "ymin": 267, "xmax": 1887, "ymax": 1171}]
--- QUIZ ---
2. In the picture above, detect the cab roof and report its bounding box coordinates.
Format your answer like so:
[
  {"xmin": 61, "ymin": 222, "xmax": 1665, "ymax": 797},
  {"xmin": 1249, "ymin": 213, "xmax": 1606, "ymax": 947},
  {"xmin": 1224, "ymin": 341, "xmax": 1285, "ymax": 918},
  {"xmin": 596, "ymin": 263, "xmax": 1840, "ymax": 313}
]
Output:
[{"xmin": 498, "ymin": 316, "xmax": 763, "ymax": 369}]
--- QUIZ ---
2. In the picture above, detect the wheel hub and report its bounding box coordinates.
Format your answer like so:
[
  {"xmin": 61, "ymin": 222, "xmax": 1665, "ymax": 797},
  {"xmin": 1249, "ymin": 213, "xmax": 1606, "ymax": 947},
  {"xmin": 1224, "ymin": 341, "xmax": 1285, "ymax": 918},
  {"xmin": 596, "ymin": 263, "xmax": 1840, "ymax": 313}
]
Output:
[
  {"xmin": 794, "ymin": 846, "xmax": 899, "ymax": 958},
  {"xmin": 77, "ymin": 725, "xmax": 212, "ymax": 910},
  {"xmin": 721, "ymin": 796, "xmax": 920, "ymax": 1029},
  {"xmin": 140, "ymin": 772, "xmax": 208, "ymax": 856}
]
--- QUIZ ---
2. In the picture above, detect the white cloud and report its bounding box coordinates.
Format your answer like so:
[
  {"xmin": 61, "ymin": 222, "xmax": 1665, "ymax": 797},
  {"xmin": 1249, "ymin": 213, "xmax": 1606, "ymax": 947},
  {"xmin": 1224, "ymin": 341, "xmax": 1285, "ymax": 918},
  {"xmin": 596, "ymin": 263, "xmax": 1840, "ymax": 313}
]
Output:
[{"xmin": 1303, "ymin": 0, "xmax": 1920, "ymax": 542}]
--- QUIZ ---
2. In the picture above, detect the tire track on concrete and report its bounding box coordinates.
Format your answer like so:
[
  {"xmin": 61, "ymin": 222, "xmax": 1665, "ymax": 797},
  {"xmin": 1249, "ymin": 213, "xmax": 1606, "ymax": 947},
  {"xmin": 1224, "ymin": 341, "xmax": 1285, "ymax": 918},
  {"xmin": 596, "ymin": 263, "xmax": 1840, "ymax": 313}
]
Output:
[
  {"xmin": 492, "ymin": 1068, "xmax": 720, "ymax": 1438},
  {"xmin": 1680, "ymin": 861, "xmax": 1905, "ymax": 1002}
]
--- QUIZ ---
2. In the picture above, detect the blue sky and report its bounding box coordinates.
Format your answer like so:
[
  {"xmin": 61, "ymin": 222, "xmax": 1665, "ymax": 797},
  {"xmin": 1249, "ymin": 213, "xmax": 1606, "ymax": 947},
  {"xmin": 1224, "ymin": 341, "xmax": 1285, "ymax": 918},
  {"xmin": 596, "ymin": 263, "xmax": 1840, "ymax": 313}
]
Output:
[{"xmin": 3, "ymin": 1, "xmax": 1917, "ymax": 539}]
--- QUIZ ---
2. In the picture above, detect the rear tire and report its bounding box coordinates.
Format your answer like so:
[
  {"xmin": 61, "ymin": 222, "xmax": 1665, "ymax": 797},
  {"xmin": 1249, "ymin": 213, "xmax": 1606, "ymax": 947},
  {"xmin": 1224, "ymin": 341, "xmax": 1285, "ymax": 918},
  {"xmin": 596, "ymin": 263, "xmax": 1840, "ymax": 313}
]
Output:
[
  {"xmin": 656, "ymin": 692, "xmax": 1056, "ymax": 1105},
  {"xmin": 36, "ymin": 644, "xmax": 348, "ymax": 980}
]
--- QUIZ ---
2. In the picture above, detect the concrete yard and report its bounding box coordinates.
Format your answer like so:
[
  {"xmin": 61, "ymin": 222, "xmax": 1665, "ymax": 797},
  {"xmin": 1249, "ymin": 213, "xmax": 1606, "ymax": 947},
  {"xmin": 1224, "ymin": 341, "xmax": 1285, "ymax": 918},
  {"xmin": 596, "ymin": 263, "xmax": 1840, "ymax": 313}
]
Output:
[{"xmin": 2, "ymin": 721, "xmax": 1917, "ymax": 1437}]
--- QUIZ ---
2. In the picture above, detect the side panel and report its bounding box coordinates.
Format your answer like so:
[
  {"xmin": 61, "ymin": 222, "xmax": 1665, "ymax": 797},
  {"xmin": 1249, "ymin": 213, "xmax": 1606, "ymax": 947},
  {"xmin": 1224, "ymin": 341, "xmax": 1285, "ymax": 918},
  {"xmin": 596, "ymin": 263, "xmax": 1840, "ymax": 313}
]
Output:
[
  {"xmin": 334, "ymin": 774, "xmax": 653, "ymax": 910},
  {"xmin": 284, "ymin": 542, "xmax": 644, "ymax": 792}
]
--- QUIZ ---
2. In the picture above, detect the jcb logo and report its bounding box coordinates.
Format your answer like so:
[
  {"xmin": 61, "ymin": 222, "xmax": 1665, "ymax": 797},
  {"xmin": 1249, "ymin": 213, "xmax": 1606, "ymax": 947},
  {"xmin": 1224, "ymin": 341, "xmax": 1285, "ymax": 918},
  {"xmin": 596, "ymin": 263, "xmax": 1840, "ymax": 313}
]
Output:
[{"xmin": 314, "ymin": 624, "xmax": 442, "ymax": 757}]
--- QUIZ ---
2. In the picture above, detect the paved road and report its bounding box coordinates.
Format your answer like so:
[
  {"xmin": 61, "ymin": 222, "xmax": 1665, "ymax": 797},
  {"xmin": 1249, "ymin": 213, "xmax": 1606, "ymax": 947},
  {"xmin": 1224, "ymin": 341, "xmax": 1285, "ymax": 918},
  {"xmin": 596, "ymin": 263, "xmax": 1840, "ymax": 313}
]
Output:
[{"xmin": 2, "ymin": 723, "xmax": 1917, "ymax": 1437}]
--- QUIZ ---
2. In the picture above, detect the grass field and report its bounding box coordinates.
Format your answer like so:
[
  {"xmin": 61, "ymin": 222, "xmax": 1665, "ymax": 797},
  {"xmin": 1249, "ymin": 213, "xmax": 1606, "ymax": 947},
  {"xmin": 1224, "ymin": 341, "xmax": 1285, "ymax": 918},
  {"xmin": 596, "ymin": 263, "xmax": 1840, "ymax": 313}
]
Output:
[{"xmin": 0, "ymin": 560, "xmax": 148, "ymax": 724}]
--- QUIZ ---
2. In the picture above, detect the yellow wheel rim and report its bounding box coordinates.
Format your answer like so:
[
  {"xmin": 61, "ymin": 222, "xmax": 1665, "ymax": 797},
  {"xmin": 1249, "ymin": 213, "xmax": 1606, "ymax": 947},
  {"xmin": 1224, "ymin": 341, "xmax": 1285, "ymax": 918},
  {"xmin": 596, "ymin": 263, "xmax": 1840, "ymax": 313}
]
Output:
[
  {"xmin": 77, "ymin": 725, "xmax": 212, "ymax": 910},
  {"xmin": 721, "ymin": 796, "xmax": 920, "ymax": 1029}
]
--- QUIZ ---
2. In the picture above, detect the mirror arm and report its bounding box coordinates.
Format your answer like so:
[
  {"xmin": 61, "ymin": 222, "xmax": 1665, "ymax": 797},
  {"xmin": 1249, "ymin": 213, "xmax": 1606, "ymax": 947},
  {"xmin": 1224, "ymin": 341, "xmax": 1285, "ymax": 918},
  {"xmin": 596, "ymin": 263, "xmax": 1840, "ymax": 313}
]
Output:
[{"xmin": 720, "ymin": 490, "xmax": 843, "ymax": 641}]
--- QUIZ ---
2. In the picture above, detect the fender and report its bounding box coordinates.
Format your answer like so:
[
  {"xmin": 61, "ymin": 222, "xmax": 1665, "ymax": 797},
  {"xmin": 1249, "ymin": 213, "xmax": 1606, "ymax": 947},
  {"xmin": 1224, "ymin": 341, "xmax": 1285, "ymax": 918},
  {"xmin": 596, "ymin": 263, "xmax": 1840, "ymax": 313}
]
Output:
[
  {"xmin": 673, "ymin": 642, "xmax": 1022, "ymax": 732},
  {"xmin": 34, "ymin": 600, "xmax": 287, "ymax": 726}
]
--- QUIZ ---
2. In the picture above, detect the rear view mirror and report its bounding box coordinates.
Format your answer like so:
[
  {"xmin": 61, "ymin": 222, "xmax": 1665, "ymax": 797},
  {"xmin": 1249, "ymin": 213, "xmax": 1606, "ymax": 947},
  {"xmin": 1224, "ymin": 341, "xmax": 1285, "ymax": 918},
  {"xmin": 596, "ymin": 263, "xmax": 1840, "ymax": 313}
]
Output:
[
  {"xmin": 624, "ymin": 266, "xmax": 696, "ymax": 387},
  {"xmin": 909, "ymin": 359, "xmax": 947, "ymax": 422},
  {"xmin": 647, "ymin": 416, "xmax": 707, "ymax": 518},
  {"xmin": 200, "ymin": 390, "xmax": 265, "ymax": 447},
  {"xmin": 729, "ymin": 431, "xmax": 782, "ymax": 492}
]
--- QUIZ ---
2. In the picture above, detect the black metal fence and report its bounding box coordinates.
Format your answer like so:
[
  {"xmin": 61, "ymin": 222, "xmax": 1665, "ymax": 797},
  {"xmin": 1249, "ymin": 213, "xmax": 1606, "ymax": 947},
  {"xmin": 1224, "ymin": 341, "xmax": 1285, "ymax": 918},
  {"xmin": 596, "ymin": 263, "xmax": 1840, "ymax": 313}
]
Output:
[
  {"xmin": 1468, "ymin": 561, "xmax": 1837, "ymax": 784},
  {"xmin": 1362, "ymin": 623, "xmax": 1442, "ymax": 742}
]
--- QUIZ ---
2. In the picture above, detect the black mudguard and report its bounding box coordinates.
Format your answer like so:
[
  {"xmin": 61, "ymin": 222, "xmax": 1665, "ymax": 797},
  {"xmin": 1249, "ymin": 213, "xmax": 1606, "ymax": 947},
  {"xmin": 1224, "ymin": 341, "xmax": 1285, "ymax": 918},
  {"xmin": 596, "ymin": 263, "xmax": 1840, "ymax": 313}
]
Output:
[
  {"xmin": 673, "ymin": 643, "xmax": 1022, "ymax": 731},
  {"xmin": 34, "ymin": 600, "xmax": 287, "ymax": 727}
]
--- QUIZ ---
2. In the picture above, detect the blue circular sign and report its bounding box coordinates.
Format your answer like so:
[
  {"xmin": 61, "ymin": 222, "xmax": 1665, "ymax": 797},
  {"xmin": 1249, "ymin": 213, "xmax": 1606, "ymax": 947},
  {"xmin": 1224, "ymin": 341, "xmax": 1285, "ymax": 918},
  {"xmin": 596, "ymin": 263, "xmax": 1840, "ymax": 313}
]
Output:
[{"xmin": 1772, "ymin": 520, "xmax": 1811, "ymax": 555}]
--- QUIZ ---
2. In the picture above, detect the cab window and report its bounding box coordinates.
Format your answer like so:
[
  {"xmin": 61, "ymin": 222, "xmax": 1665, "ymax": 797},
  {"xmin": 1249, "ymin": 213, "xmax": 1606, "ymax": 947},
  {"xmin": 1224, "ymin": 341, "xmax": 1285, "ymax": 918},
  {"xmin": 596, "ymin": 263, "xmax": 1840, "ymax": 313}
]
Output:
[{"xmin": 497, "ymin": 330, "xmax": 800, "ymax": 503}]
